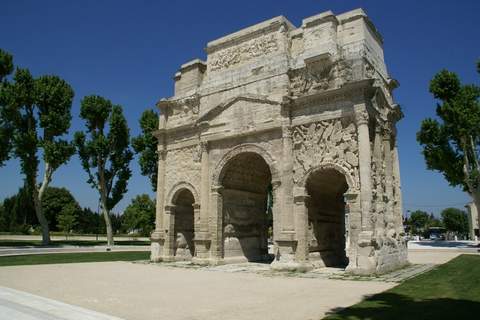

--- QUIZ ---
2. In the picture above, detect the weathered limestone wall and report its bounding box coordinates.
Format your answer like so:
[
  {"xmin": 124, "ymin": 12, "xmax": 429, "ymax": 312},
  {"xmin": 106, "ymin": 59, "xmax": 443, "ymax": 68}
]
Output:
[{"xmin": 151, "ymin": 8, "xmax": 408, "ymax": 274}]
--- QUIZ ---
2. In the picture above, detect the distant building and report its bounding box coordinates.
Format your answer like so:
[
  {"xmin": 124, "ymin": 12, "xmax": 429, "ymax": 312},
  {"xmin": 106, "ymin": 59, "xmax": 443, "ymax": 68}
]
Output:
[{"xmin": 466, "ymin": 202, "xmax": 479, "ymax": 240}]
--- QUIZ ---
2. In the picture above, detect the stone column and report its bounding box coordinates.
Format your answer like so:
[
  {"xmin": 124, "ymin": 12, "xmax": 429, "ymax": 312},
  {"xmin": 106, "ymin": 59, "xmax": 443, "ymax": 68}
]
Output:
[
  {"xmin": 383, "ymin": 128, "xmax": 395, "ymax": 237},
  {"xmin": 199, "ymin": 141, "xmax": 209, "ymax": 229},
  {"xmin": 150, "ymin": 148, "xmax": 167, "ymax": 262},
  {"xmin": 281, "ymin": 126, "xmax": 295, "ymax": 233},
  {"xmin": 354, "ymin": 104, "xmax": 373, "ymax": 232},
  {"xmin": 162, "ymin": 205, "xmax": 176, "ymax": 262},
  {"xmin": 392, "ymin": 140, "xmax": 404, "ymax": 235},
  {"xmin": 352, "ymin": 103, "xmax": 376, "ymax": 274},
  {"xmin": 192, "ymin": 203, "xmax": 209, "ymax": 264},
  {"xmin": 293, "ymin": 193, "xmax": 311, "ymax": 267},
  {"xmin": 372, "ymin": 126, "xmax": 385, "ymax": 235},
  {"xmin": 344, "ymin": 192, "xmax": 360, "ymax": 270},
  {"xmin": 209, "ymin": 186, "xmax": 224, "ymax": 264}
]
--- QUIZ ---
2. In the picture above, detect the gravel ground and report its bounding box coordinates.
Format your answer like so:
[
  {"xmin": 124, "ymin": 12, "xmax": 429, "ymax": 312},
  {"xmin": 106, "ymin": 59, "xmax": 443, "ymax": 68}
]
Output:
[{"xmin": 0, "ymin": 261, "xmax": 394, "ymax": 320}]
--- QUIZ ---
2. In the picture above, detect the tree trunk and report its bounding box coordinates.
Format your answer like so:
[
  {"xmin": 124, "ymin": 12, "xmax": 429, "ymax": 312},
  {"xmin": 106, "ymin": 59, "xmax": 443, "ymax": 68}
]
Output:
[
  {"xmin": 101, "ymin": 201, "xmax": 114, "ymax": 246},
  {"xmin": 32, "ymin": 163, "xmax": 53, "ymax": 245}
]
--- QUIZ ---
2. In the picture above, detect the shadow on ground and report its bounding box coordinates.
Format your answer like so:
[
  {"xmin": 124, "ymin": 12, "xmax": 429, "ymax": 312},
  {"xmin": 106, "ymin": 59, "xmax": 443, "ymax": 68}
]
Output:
[{"xmin": 324, "ymin": 292, "xmax": 480, "ymax": 320}]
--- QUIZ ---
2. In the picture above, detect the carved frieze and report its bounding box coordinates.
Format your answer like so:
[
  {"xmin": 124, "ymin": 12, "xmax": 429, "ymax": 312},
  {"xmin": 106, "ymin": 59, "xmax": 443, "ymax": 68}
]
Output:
[
  {"xmin": 209, "ymin": 34, "xmax": 278, "ymax": 71},
  {"xmin": 292, "ymin": 119, "xmax": 359, "ymax": 187},
  {"xmin": 288, "ymin": 58, "xmax": 353, "ymax": 97}
]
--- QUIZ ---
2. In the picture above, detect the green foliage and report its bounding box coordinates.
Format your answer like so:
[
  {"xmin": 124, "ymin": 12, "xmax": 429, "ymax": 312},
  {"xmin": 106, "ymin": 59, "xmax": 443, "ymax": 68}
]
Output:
[
  {"xmin": 0, "ymin": 251, "xmax": 150, "ymax": 267},
  {"xmin": 407, "ymin": 210, "xmax": 430, "ymax": 235},
  {"xmin": 57, "ymin": 203, "xmax": 78, "ymax": 238},
  {"xmin": 0, "ymin": 49, "xmax": 13, "ymax": 81},
  {"xmin": 0, "ymin": 186, "xmax": 36, "ymax": 233},
  {"xmin": 74, "ymin": 95, "xmax": 133, "ymax": 211},
  {"xmin": 1, "ymin": 69, "xmax": 75, "ymax": 186},
  {"xmin": 132, "ymin": 109, "xmax": 159, "ymax": 191},
  {"xmin": 441, "ymin": 207, "xmax": 469, "ymax": 236},
  {"xmin": 0, "ymin": 49, "xmax": 14, "ymax": 165},
  {"xmin": 76, "ymin": 208, "xmax": 103, "ymax": 234},
  {"xmin": 417, "ymin": 64, "xmax": 480, "ymax": 192},
  {"xmin": 324, "ymin": 255, "xmax": 480, "ymax": 320},
  {"xmin": 42, "ymin": 187, "xmax": 81, "ymax": 231},
  {"xmin": 122, "ymin": 194, "xmax": 155, "ymax": 236}
]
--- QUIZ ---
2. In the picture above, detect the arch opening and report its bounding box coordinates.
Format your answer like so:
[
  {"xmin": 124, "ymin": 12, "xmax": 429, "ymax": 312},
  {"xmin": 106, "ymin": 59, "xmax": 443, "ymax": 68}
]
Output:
[
  {"xmin": 306, "ymin": 168, "xmax": 349, "ymax": 267},
  {"xmin": 220, "ymin": 152, "xmax": 273, "ymax": 263},
  {"xmin": 172, "ymin": 188, "xmax": 195, "ymax": 259}
]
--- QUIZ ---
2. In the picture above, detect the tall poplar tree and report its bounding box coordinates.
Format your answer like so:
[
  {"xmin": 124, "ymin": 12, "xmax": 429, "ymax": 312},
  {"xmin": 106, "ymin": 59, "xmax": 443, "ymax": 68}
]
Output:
[
  {"xmin": 74, "ymin": 95, "xmax": 133, "ymax": 246},
  {"xmin": 417, "ymin": 62, "xmax": 480, "ymax": 213},
  {"xmin": 0, "ymin": 50, "xmax": 75, "ymax": 244},
  {"xmin": 0, "ymin": 49, "xmax": 14, "ymax": 166}
]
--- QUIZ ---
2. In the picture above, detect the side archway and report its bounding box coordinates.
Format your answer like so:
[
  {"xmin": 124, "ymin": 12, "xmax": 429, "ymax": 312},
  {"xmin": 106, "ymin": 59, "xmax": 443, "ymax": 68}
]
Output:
[
  {"xmin": 166, "ymin": 182, "xmax": 199, "ymax": 260},
  {"xmin": 298, "ymin": 163, "xmax": 356, "ymax": 267}
]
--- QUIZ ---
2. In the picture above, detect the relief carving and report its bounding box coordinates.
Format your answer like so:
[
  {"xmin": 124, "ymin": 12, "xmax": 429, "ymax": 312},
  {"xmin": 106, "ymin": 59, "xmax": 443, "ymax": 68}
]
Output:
[
  {"xmin": 209, "ymin": 34, "xmax": 278, "ymax": 71},
  {"xmin": 166, "ymin": 146, "xmax": 201, "ymax": 194},
  {"xmin": 292, "ymin": 119, "xmax": 359, "ymax": 187},
  {"xmin": 289, "ymin": 58, "xmax": 353, "ymax": 97}
]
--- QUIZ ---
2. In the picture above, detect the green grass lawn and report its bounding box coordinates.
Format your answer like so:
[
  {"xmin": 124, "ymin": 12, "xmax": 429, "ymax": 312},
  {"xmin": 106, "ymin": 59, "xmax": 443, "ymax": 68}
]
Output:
[
  {"xmin": 0, "ymin": 239, "xmax": 150, "ymax": 247},
  {"xmin": 324, "ymin": 254, "xmax": 480, "ymax": 319},
  {"xmin": 0, "ymin": 251, "xmax": 150, "ymax": 266}
]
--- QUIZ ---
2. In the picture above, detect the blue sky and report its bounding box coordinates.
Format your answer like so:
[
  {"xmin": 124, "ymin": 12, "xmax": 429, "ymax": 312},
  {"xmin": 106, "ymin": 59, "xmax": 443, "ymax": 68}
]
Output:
[{"xmin": 1, "ymin": 0, "xmax": 479, "ymax": 215}]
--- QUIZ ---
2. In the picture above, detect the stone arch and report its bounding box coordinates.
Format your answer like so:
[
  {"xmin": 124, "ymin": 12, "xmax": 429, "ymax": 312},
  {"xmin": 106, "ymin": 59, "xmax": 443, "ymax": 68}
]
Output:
[
  {"xmin": 213, "ymin": 144, "xmax": 278, "ymax": 263},
  {"xmin": 297, "ymin": 162, "xmax": 356, "ymax": 192},
  {"xmin": 298, "ymin": 162, "xmax": 356, "ymax": 268},
  {"xmin": 212, "ymin": 143, "xmax": 280, "ymax": 187},
  {"xmin": 166, "ymin": 182, "xmax": 198, "ymax": 260},
  {"xmin": 167, "ymin": 181, "xmax": 200, "ymax": 206}
]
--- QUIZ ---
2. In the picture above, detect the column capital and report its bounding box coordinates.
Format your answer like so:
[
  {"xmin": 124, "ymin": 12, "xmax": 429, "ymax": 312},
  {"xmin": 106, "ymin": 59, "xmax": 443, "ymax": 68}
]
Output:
[
  {"xmin": 271, "ymin": 180, "xmax": 282, "ymax": 190},
  {"xmin": 211, "ymin": 185, "xmax": 224, "ymax": 194},
  {"xmin": 293, "ymin": 194, "xmax": 311, "ymax": 206},
  {"xmin": 164, "ymin": 205, "xmax": 175, "ymax": 214},
  {"xmin": 156, "ymin": 148, "xmax": 167, "ymax": 159},
  {"xmin": 192, "ymin": 203, "xmax": 201, "ymax": 210},
  {"xmin": 354, "ymin": 104, "xmax": 369, "ymax": 126}
]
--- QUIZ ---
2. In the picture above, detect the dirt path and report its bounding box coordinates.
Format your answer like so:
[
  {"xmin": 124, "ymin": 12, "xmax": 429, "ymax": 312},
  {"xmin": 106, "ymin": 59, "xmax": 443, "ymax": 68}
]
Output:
[{"xmin": 0, "ymin": 261, "xmax": 394, "ymax": 320}]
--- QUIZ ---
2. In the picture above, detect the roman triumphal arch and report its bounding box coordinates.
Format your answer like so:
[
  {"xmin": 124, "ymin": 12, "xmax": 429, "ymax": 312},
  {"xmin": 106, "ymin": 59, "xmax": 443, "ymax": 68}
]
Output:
[{"xmin": 150, "ymin": 8, "xmax": 408, "ymax": 274}]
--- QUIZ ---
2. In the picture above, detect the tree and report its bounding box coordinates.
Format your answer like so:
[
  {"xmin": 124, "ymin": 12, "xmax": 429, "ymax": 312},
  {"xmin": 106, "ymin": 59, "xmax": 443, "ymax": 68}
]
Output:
[
  {"xmin": 57, "ymin": 203, "xmax": 78, "ymax": 239},
  {"xmin": 1, "ymin": 186, "xmax": 36, "ymax": 233},
  {"xmin": 122, "ymin": 194, "xmax": 155, "ymax": 236},
  {"xmin": 42, "ymin": 186, "xmax": 81, "ymax": 231},
  {"xmin": 74, "ymin": 95, "xmax": 133, "ymax": 246},
  {"xmin": 441, "ymin": 207, "xmax": 468, "ymax": 237},
  {"xmin": 0, "ymin": 65, "xmax": 75, "ymax": 244},
  {"xmin": 417, "ymin": 63, "xmax": 480, "ymax": 214},
  {"xmin": 407, "ymin": 210, "xmax": 430, "ymax": 235},
  {"xmin": 76, "ymin": 207, "xmax": 102, "ymax": 234},
  {"xmin": 0, "ymin": 49, "xmax": 14, "ymax": 166},
  {"xmin": 132, "ymin": 109, "xmax": 158, "ymax": 191}
]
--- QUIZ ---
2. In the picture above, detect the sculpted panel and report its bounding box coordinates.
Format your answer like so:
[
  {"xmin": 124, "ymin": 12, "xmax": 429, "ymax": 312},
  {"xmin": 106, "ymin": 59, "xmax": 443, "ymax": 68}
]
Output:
[
  {"xmin": 209, "ymin": 34, "xmax": 279, "ymax": 71},
  {"xmin": 292, "ymin": 119, "xmax": 359, "ymax": 188},
  {"xmin": 165, "ymin": 146, "xmax": 201, "ymax": 199}
]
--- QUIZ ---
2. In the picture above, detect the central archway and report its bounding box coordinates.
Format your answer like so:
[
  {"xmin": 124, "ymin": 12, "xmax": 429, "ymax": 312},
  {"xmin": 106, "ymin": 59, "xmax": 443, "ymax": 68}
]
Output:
[
  {"xmin": 219, "ymin": 152, "xmax": 272, "ymax": 263},
  {"xmin": 305, "ymin": 167, "xmax": 349, "ymax": 267}
]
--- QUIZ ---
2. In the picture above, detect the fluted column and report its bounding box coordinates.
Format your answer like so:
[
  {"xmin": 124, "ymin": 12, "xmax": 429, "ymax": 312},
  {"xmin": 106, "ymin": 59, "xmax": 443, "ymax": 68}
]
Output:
[
  {"xmin": 392, "ymin": 140, "xmax": 404, "ymax": 235},
  {"xmin": 154, "ymin": 149, "xmax": 167, "ymax": 232},
  {"xmin": 209, "ymin": 186, "xmax": 224, "ymax": 264},
  {"xmin": 199, "ymin": 141, "xmax": 209, "ymax": 231},
  {"xmin": 293, "ymin": 194, "xmax": 310, "ymax": 263},
  {"xmin": 354, "ymin": 104, "xmax": 373, "ymax": 232},
  {"xmin": 383, "ymin": 128, "xmax": 395, "ymax": 236},
  {"xmin": 281, "ymin": 126, "xmax": 294, "ymax": 233},
  {"xmin": 372, "ymin": 126, "xmax": 384, "ymax": 235},
  {"xmin": 162, "ymin": 205, "xmax": 176, "ymax": 261},
  {"xmin": 150, "ymin": 147, "xmax": 167, "ymax": 262}
]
